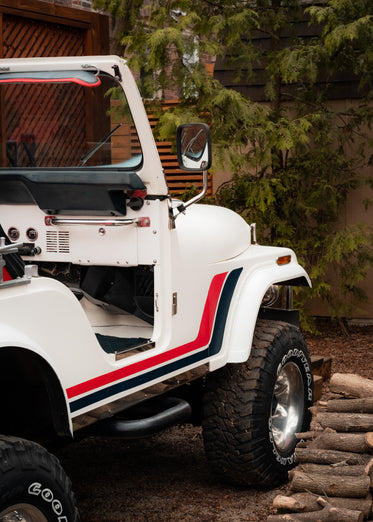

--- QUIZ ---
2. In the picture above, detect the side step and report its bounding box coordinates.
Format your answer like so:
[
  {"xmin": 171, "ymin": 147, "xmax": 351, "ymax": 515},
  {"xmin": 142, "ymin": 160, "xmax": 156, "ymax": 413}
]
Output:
[{"xmin": 89, "ymin": 396, "xmax": 192, "ymax": 439}]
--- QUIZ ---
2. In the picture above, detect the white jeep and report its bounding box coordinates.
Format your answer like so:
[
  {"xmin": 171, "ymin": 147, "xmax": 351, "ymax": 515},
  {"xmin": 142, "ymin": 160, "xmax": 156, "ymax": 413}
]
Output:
[{"xmin": 0, "ymin": 55, "xmax": 312, "ymax": 521}]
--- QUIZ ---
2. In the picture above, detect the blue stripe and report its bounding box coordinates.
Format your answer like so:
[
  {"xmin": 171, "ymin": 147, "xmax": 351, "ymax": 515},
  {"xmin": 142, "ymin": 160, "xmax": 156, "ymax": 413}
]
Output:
[
  {"xmin": 209, "ymin": 267, "xmax": 242, "ymax": 356},
  {"xmin": 70, "ymin": 268, "xmax": 242, "ymax": 413}
]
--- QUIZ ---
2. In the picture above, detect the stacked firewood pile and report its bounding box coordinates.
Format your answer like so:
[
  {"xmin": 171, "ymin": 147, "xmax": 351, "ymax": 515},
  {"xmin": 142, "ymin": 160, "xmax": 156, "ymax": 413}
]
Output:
[{"xmin": 268, "ymin": 373, "xmax": 373, "ymax": 521}]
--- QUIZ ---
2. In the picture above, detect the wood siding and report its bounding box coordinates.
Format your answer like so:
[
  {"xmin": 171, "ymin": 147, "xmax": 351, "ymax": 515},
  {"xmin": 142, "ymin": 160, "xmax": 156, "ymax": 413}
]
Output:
[
  {"xmin": 214, "ymin": 15, "xmax": 362, "ymax": 102},
  {"xmin": 0, "ymin": 0, "xmax": 109, "ymax": 57}
]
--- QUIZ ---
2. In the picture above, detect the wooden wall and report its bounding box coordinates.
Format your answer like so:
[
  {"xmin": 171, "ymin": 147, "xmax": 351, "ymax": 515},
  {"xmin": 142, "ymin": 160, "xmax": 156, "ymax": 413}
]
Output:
[
  {"xmin": 214, "ymin": 14, "xmax": 362, "ymax": 103},
  {"xmin": 0, "ymin": 0, "xmax": 109, "ymax": 58}
]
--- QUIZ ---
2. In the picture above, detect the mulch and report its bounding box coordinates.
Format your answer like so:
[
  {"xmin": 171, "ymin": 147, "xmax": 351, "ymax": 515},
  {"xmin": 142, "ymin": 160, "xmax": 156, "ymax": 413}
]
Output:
[{"xmin": 305, "ymin": 320, "xmax": 373, "ymax": 380}]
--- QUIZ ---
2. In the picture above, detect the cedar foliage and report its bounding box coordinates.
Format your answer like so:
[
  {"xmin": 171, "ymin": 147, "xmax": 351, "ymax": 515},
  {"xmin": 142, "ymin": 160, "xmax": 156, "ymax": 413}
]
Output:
[{"xmin": 94, "ymin": 0, "xmax": 373, "ymax": 327}]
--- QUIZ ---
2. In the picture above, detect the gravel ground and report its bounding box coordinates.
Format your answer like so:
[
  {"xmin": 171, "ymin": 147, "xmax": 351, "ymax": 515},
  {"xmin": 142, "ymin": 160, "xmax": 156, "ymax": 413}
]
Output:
[{"xmin": 56, "ymin": 322, "xmax": 373, "ymax": 521}]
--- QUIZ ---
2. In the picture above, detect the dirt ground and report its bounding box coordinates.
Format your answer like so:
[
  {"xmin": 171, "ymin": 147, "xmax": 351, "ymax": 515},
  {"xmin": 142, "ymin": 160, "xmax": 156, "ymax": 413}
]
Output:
[{"xmin": 57, "ymin": 322, "xmax": 373, "ymax": 522}]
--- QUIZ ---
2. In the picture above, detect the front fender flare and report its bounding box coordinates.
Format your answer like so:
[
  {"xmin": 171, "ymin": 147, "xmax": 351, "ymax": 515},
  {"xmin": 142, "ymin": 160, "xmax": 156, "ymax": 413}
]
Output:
[{"xmin": 209, "ymin": 262, "xmax": 310, "ymax": 371}]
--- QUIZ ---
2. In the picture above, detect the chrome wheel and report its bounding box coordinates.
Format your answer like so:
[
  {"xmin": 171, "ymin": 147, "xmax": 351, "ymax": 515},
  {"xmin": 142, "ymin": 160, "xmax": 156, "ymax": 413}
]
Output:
[
  {"xmin": 0, "ymin": 505, "xmax": 47, "ymax": 522},
  {"xmin": 271, "ymin": 361, "xmax": 305, "ymax": 453}
]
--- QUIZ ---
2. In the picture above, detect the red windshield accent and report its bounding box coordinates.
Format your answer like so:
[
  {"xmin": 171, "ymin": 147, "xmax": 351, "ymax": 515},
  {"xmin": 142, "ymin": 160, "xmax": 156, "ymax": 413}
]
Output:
[{"xmin": 0, "ymin": 76, "xmax": 101, "ymax": 87}]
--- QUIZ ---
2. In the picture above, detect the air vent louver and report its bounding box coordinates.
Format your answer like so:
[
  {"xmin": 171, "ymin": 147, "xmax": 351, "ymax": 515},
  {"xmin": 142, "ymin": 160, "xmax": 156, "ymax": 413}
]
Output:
[{"xmin": 46, "ymin": 230, "xmax": 70, "ymax": 253}]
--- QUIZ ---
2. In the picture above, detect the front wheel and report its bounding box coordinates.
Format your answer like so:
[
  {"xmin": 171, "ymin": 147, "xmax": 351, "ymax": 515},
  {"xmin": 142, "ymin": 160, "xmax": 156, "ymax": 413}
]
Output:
[
  {"xmin": 0, "ymin": 436, "xmax": 79, "ymax": 522},
  {"xmin": 202, "ymin": 320, "xmax": 313, "ymax": 488}
]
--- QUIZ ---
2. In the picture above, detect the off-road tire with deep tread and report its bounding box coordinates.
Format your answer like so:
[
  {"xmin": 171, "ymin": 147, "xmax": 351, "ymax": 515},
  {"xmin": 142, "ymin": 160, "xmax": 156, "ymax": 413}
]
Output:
[
  {"xmin": 0, "ymin": 435, "xmax": 79, "ymax": 521},
  {"xmin": 202, "ymin": 319, "xmax": 313, "ymax": 488}
]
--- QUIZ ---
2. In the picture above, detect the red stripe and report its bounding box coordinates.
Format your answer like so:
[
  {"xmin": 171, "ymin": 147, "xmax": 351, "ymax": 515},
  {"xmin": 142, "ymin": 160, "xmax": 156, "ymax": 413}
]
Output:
[
  {"xmin": 2, "ymin": 268, "xmax": 12, "ymax": 281},
  {"xmin": 0, "ymin": 77, "xmax": 101, "ymax": 87},
  {"xmin": 66, "ymin": 272, "xmax": 228, "ymax": 399}
]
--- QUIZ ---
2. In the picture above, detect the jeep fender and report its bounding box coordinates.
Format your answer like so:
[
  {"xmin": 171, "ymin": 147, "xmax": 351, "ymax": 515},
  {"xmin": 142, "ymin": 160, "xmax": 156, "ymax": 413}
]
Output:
[
  {"xmin": 209, "ymin": 262, "xmax": 311, "ymax": 371},
  {"xmin": 0, "ymin": 322, "xmax": 73, "ymax": 437},
  {"xmin": 0, "ymin": 323, "xmax": 72, "ymax": 437}
]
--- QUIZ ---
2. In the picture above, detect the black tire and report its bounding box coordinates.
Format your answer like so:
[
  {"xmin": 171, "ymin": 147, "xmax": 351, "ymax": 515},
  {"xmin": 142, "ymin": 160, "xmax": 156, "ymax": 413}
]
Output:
[
  {"xmin": 202, "ymin": 319, "xmax": 313, "ymax": 488},
  {"xmin": 0, "ymin": 436, "xmax": 79, "ymax": 521}
]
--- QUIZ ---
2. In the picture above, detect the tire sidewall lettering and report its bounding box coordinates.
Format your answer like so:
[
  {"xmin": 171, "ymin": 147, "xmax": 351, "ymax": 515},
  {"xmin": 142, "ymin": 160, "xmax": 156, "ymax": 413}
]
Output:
[
  {"xmin": 41, "ymin": 488, "xmax": 53, "ymax": 502},
  {"xmin": 28, "ymin": 482, "xmax": 41, "ymax": 496},
  {"xmin": 28, "ymin": 482, "xmax": 66, "ymax": 519},
  {"xmin": 278, "ymin": 347, "xmax": 313, "ymax": 401}
]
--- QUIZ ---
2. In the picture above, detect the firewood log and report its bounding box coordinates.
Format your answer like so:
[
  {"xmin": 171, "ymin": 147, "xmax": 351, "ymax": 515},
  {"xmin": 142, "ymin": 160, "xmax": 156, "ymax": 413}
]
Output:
[
  {"xmin": 307, "ymin": 431, "xmax": 373, "ymax": 453},
  {"xmin": 325, "ymin": 397, "xmax": 373, "ymax": 413},
  {"xmin": 296, "ymin": 463, "xmax": 366, "ymax": 476},
  {"xmin": 295, "ymin": 431, "xmax": 319, "ymax": 440},
  {"xmin": 267, "ymin": 507, "xmax": 363, "ymax": 521},
  {"xmin": 330, "ymin": 373, "xmax": 373, "ymax": 398},
  {"xmin": 315, "ymin": 412, "xmax": 373, "ymax": 432},
  {"xmin": 365, "ymin": 457, "xmax": 373, "ymax": 476},
  {"xmin": 268, "ymin": 498, "xmax": 363, "ymax": 520},
  {"xmin": 273, "ymin": 493, "xmax": 372, "ymax": 518},
  {"xmin": 289, "ymin": 469, "xmax": 370, "ymax": 497},
  {"xmin": 295, "ymin": 447, "xmax": 372, "ymax": 466}
]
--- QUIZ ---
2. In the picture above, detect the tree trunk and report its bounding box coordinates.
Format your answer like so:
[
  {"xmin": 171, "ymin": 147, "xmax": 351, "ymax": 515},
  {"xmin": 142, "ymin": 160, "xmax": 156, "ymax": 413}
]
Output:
[
  {"xmin": 295, "ymin": 447, "xmax": 372, "ymax": 466},
  {"xmin": 325, "ymin": 397, "xmax": 373, "ymax": 413},
  {"xmin": 315, "ymin": 412, "xmax": 373, "ymax": 432},
  {"xmin": 330, "ymin": 373, "xmax": 373, "ymax": 398},
  {"xmin": 289, "ymin": 469, "xmax": 370, "ymax": 497},
  {"xmin": 273, "ymin": 493, "xmax": 372, "ymax": 518}
]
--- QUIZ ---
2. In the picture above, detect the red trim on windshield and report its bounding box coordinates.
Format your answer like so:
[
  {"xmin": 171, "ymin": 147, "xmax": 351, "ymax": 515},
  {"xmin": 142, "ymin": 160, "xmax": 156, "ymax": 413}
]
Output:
[{"xmin": 0, "ymin": 77, "xmax": 101, "ymax": 87}]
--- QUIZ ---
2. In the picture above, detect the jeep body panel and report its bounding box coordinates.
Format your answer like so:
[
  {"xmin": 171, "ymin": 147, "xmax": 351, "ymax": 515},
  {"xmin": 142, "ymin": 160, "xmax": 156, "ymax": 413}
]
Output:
[
  {"xmin": 0, "ymin": 55, "xmax": 311, "ymax": 449},
  {"xmin": 209, "ymin": 249, "xmax": 310, "ymax": 369},
  {"xmin": 0, "ymin": 239, "xmax": 309, "ymax": 435}
]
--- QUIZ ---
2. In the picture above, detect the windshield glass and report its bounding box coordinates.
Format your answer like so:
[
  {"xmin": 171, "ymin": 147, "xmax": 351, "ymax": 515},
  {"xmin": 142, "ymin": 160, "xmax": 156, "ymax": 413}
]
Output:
[{"xmin": 0, "ymin": 71, "xmax": 143, "ymax": 170}]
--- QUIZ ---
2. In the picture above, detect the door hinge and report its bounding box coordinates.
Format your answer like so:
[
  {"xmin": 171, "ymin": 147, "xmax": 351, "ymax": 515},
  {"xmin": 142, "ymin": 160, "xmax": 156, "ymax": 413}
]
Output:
[{"xmin": 172, "ymin": 292, "xmax": 177, "ymax": 315}]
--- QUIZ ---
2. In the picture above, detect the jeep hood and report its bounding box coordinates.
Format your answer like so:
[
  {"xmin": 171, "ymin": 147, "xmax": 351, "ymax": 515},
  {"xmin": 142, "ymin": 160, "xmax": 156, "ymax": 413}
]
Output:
[{"xmin": 174, "ymin": 204, "xmax": 252, "ymax": 264}]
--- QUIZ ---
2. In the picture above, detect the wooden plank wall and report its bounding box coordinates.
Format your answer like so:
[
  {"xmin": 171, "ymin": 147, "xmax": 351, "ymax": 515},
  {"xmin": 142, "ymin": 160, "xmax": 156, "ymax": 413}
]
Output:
[
  {"xmin": 214, "ymin": 14, "xmax": 362, "ymax": 102},
  {"xmin": 0, "ymin": 0, "xmax": 109, "ymax": 57}
]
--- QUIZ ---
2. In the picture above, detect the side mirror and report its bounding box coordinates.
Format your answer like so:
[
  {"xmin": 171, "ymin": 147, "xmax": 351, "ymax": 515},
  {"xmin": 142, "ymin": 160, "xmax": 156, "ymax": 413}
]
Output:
[
  {"xmin": 173, "ymin": 123, "xmax": 212, "ymax": 219},
  {"xmin": 177, "ymin": 123, "xmax": 212, "ymax": 171}
]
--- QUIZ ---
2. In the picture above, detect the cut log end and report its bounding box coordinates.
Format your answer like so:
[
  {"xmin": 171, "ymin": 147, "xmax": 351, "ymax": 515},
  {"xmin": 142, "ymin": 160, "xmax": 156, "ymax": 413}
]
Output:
[{"xmin": 330, "ymin": 373, "xmax": 373, "ymax": 398}]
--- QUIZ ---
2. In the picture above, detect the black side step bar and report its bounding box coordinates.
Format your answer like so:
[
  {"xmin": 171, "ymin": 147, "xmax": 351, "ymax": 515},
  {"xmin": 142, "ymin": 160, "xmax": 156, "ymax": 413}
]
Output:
[{"xmin": 89, "ymin": 397, "xmax": 192, "ymax": 439}]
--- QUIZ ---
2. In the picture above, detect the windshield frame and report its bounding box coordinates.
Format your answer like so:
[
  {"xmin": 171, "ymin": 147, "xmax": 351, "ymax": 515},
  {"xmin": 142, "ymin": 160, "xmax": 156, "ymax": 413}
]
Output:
[{"xmin": 0, "ymin": 67, "xmax": 144, "ymax": 171}]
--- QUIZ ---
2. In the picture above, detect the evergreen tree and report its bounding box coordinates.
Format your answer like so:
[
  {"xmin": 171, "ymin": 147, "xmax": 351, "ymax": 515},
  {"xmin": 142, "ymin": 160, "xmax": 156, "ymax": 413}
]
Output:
[{"xmin": 95, "ymin": 0, "xmax": 373, "ymax": 327}]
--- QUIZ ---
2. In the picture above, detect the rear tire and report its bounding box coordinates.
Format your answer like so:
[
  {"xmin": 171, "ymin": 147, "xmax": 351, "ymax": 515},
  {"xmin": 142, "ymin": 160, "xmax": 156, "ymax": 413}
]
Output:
[
  {"xmin": 202, "ymin": 319, "xmax": 313, "ymax": 487},
  {"xmin": 0, "ymin": 436, "xmax": 79, "ymax": 521}
]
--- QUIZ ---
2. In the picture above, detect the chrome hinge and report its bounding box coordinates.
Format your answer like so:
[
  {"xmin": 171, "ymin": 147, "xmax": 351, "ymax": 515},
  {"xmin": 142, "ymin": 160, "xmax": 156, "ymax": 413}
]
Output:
[
  {"xmin": 172, "ymin": 292, "xmax": 178, "ymax": 315},
  {"xmin": 250, "ymin": 222, "xmax": 258, "ymax": 244}
]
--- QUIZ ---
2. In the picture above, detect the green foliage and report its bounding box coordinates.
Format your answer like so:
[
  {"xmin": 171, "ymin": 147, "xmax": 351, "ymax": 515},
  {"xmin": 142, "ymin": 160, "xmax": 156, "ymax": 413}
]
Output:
[{"xmin": 94, "ymin": 0, "xmax": 373, "ymax": 326}]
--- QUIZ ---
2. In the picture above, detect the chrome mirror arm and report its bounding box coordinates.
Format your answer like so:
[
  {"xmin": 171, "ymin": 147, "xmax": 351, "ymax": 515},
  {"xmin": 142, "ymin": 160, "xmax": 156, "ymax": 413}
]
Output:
[{"xmin": 172, "ymin": 162, "xmax": 208, "ymax": 220}]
